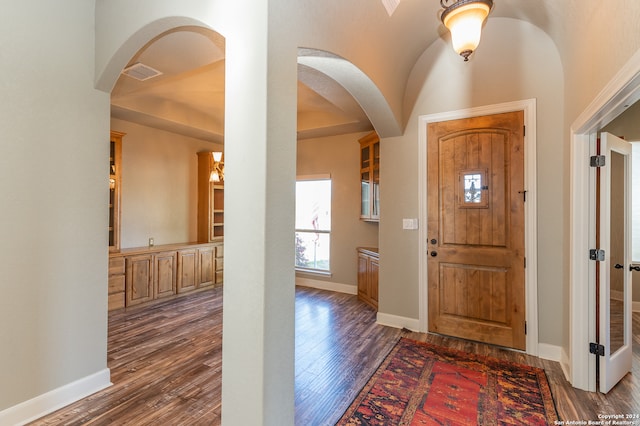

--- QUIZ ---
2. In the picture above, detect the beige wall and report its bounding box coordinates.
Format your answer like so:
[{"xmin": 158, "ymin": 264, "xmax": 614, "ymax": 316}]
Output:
[
  {"xmin": 296, "ymin": 132, "xmax": 380, "ymax": 289},
  {"xmin": 111, "ymin": 119, "xmax": 221, "ymax": 248},
  {"xmin": 380, "ymin": 18, "xmax": 566, "ymax": 346},
  {"xmin": 0, "ymin": 0, "xmax": 110, "ymax": 412}
]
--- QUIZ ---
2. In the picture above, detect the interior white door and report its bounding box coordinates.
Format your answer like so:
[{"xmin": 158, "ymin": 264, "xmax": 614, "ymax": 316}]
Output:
[{"xmin": 598, "ymin": 132, "xmax": 633, "ymax": 393}]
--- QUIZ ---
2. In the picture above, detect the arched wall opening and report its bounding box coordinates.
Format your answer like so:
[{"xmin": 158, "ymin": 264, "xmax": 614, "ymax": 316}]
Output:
[{"xmin": 94, "ymin": 8, "xmax": 396, "ymax": 425}]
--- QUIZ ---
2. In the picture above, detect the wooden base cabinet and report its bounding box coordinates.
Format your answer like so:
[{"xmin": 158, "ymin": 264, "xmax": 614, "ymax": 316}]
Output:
[
  {"xmin": 111, "ymin": 242, "xmax": 224, "ymax": 310},
  {"xmin": 357, "ymin": 247, "xmax": 379, "ymax": 310},
  {"xmin": 124, "ymin": 251, "xmax": 179, "ymax": 307}
]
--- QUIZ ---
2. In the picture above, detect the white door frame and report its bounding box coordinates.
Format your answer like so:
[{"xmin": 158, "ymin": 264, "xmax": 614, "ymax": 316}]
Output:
[
  {"xmin": 569, "ymin": 49, "xmax": 640, "ymax": 391},
  {"xmin": 418, "ymin": 98, "xmax": 539, "ymax": 356}
]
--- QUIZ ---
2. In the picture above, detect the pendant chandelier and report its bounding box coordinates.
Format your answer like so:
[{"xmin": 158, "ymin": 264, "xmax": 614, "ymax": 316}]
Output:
[{"xmin": 440, "ymin": 0, "xmax": 493, "ymax": 61}]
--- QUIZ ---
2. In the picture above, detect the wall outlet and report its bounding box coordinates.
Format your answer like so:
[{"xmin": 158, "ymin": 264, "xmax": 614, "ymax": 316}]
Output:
[
  {"xmin": 148, "ymin": 237, "xmax": 154, "ymax": 247},
  {"xmin": 402, "ymin": 218, "xmax": 419, "ymax": 230}
]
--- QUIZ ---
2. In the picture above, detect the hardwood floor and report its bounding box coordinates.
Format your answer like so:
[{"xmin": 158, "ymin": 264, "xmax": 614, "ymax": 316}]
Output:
[{"xmin": 30, "ymin": 287, "xmax": 640, "ymax": 425}]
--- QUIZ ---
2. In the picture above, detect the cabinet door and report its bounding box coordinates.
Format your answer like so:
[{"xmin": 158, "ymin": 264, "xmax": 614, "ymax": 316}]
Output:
[
  {"xmin": 177, "ymin": 248, "xmax": 198, "ymax": 293},
  {"xmin": 360, "ymin": 145, "xmax": 371, "ymax": 220},
  {"xmin": 155, "ymin": 251, "xmax": 177, "ymax": 299},
  {"xmin": 126, "ymin": 254, "xmax": 154, "ymax": 306},
  {"xmin": 357, "ymin": 253, "xmax": 370, "ymax": 299},
  {"xmin": 198, "ymin": 246, "xmax": 215, "ymax": 287},
  {"xmin": 372, "ymin": 141, "xmax": 380, "ymax": 220},
  {"xmin": 358, "ymin": 132, "xmax": 380, "ymax": 222},
  {"xmin": 369, "ymin": 257, "xmax": 379, "ymax": 307}
]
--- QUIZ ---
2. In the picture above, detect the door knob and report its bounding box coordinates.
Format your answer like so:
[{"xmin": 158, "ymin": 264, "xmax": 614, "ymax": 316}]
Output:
[
  {"xmin": 614, "ymin": 264, "xmax": 624, "ymax": 269},
  {"xmin": 631, "ymin": 265, "xmax": 640, "ymax": 272},
  {"xmin": 430, "ymin": 251, "xmax": 438, "ymax": 257}
]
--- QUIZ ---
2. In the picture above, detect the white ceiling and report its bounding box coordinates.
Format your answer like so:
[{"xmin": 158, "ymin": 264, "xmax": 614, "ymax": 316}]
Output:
[
  {"xmin": 110, "ymin": 1, "xmax": 569, "ymax": 143},
  {"xmin": 111, "ymin": 26, "xmax": 373, "ymax": 143}
]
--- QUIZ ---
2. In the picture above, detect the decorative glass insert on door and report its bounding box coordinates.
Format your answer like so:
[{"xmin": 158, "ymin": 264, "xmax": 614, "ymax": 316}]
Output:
[
  {"xmin": 459, "ymin": 169, "xmax": 488, "ymax": 208},
  {"xmin": 464, "ymin": 173, "xmax": 482, "ymax": 203}
]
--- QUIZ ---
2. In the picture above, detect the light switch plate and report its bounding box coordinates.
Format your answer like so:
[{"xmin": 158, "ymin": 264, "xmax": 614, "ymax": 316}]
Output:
[{"xmin": 402, "ymin": 218, "xmax": 418, "ymax": 230}]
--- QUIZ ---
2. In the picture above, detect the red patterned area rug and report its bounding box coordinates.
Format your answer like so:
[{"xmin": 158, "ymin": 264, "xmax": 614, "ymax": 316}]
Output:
[{"xmin": 337, "ymin": 338, "xmax": 559, "ymax": 425}]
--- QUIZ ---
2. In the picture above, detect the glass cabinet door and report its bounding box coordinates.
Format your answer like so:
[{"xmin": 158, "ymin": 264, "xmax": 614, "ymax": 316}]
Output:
[
  {"xmin": 372, "ymin": 141, "xmax": 380, "ymax": 219},
  {"xmin": 361, "ymin": 171, "xmax": 370, "ymax": 217},
  {"xmin": 358, "ymin": 132, "xmax": 380, "ymax": 222}
]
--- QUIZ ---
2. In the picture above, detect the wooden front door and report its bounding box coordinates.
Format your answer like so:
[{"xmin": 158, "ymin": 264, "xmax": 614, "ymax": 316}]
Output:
[{"xmin": 427, "ymin": 111, "xmax": 526, "ymax": 350}]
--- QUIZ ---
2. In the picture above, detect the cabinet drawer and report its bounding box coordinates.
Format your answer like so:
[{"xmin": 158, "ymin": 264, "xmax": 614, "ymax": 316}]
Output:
[
  {"xmin": 109, "ymin": 257, "xmax": 125, "ymax": 275},
  {"xmin": 108, "ymin": 292, "xmax": 125, "ymax": 311},
  {"xmin": 109, "ymin": 274, "xmax": 125, "ymax": 294}
]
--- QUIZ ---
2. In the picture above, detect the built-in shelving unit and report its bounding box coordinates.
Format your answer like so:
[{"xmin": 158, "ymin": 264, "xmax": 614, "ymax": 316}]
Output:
[{"xmin": 197, "ymin": 151, "xmax": 224, "ymax": 242}]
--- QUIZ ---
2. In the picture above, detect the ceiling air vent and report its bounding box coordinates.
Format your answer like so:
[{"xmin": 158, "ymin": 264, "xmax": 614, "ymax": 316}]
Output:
[{"xmin": 121, "ymin": 62, "xmax": 163, "ymax": 81}]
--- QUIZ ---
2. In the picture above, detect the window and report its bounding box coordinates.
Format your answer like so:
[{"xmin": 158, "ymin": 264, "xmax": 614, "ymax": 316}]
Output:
[
  {"xmin": 632, "ymin": 142, "xmax": 640, "ymax": 262},
  {"xmin": 295, "ymin": 177, "xmax": 331, "ymax": 272}
]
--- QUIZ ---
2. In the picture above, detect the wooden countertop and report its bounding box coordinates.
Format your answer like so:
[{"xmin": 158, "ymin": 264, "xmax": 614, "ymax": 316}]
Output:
[
  {"xmin": 110, "ymin": 240, "xmax": 222, "ymax": 257},
  {"xmin": 357, "ymin": 247, "xmax": 379, "ymax": 257}
]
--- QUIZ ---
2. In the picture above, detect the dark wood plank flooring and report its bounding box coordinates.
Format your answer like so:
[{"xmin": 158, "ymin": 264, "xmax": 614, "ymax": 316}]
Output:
[{"xmin": 30, "ymin": 286, "xmax": 640, "ymax": 425}]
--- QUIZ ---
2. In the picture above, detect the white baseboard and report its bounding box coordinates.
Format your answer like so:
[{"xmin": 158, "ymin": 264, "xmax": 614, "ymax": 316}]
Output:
[
  {"xmin": 295, "ymin": 276, "xmax": 357, "ymax": 295},
  {"xmin": 0, "ymin": 368, "xmax": 111, "ymax": 426},
  {"xmin": 376, "ymin": 312, "xmax": 420, "ymax": 331},
  {"xmin": 538, "ymin": 343, "xmax": 563, "ymax": 362}
]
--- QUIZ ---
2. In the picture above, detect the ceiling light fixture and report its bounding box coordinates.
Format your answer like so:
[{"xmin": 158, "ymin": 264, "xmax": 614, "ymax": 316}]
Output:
[{"xmin": 440, "ymin": 0, "xmax": 493, "ymax": 61}]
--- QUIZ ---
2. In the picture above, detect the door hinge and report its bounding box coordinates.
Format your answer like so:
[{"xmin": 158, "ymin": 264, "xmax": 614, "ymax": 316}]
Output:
[
  {"xmin": 523, "ymin": 125, "xmax": 526, "ymax": 137},
  {"xmin": 590, "ymin": 342, "xmax": 605, "ymax": 357},
  {"xmin": 524, "ymin": 257, "xmax": 527, "ymax": 268},
  {"xmin": 590, "ymin": 155, "xmax": 606, "ymax": 167},
  {"xmin": 589, "ymin": 249, "xmax": 605, "ymax": 261},
  {"xmin": 524, "ymin": 321, "xmax": 527, "ymax": 335}
]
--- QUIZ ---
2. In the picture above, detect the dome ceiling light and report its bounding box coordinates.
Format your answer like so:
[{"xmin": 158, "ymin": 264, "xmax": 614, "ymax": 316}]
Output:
[{"xmin": 440, "ymin": 0, "xmax": 493, "ymax": 61}]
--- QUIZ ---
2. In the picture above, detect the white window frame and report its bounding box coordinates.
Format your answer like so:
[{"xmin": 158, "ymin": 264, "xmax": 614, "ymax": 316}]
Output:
[{"xmin": 295, "ymin": 174, "xmax": 332, "ymax": 274}]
